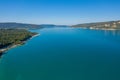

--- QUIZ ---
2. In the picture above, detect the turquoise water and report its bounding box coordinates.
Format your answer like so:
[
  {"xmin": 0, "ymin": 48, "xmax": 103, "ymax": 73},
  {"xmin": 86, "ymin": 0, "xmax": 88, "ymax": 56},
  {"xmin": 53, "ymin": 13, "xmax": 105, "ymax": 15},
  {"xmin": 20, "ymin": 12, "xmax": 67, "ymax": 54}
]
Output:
[{"xmin": 0, "ymin": 27, "xmax": 120, "ymax": 80}]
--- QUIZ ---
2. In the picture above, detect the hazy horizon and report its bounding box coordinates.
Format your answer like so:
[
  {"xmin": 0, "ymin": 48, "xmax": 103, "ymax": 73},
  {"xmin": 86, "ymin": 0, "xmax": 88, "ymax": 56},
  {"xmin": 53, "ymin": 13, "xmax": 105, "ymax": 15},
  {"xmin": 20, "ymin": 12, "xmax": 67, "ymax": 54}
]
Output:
[
  {"xmin": 0, "ymin": 19, "xmax": 120, "ymax": 26},
  {"xmin": 0, "ymin": 0, "xmax": 120, "ymax": 25}
]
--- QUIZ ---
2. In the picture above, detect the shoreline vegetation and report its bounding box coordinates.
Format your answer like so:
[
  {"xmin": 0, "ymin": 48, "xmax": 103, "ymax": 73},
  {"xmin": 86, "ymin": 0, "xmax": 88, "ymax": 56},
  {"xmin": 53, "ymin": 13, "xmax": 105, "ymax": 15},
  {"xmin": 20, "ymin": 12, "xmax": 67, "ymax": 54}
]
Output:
[
  {"xmin": 0, "ymin": 29, "xmax": 39, "ymax": 57},
  {"xmin": 72, "ymin": 20, "xmax": 120, "ymax": 30},
  {"xmin": 0, "ymin": 20, "xmax": 120, "ymax": 57}
]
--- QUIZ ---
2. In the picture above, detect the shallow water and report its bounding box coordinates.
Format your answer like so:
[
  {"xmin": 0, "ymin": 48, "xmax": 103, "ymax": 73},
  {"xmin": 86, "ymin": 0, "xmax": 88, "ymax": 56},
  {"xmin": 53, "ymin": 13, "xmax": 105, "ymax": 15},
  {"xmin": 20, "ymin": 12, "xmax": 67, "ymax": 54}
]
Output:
[{"xmin": 0, "ymin": 27, "xmax": 120, "ymax": 80}]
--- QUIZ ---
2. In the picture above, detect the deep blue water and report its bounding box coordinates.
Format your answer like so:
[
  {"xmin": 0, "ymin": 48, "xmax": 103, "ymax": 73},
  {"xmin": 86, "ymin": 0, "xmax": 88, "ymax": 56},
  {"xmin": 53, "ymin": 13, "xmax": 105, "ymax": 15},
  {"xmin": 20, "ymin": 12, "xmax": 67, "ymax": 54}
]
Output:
[{"xmin": 0, "ymin": 27, "xmax": 120, "ymax": 80}]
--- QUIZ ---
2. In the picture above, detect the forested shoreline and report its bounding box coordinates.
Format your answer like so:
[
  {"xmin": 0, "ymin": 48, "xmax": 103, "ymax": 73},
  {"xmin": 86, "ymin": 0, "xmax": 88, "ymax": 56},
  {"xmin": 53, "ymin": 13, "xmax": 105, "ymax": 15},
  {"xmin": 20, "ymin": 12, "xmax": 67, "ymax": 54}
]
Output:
[
  {"xmin": 0, "ymin": 29, "xmax": 37, "ymax": 56},
  {"xmin": 72, "ymin": 20, "xmax": 120, "ymax": 30}
]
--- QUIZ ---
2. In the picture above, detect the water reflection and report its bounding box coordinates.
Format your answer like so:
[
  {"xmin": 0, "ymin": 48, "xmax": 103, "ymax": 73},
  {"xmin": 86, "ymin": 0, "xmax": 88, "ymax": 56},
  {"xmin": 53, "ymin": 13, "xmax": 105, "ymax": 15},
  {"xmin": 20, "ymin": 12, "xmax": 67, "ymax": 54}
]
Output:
[{"xmin": 104, "ymin": 30, "xmax": 120, "ymax": 36}]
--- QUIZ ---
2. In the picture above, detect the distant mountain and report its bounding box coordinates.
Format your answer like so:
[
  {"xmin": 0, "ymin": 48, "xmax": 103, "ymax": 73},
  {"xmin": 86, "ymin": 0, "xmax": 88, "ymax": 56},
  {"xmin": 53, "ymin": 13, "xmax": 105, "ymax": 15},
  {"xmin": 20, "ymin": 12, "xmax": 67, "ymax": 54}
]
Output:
[
  {"xmin": 40, "ymin": 24, "xmax": 68, "ymax": 28},
  {"xmin": 72, "ymin": 20, "xmax": 120, "ymax": 30},
  {"xmin": 0, "ymin": 22, "xmax": 68, "ymax": 29},
  {"xmin": 0, "ymin": 22, "xmax": 44, "ymax": 29}
]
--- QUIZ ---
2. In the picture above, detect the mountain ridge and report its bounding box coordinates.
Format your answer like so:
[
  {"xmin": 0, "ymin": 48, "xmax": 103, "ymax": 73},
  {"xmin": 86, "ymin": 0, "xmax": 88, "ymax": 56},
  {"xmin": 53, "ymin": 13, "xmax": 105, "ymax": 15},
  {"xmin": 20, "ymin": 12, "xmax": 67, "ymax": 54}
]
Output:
[
  {"xmin": 0, "ymin": 22, "xmax": 68, "ymax": 29},
  {"xmin": 72, "ymin": 20, "xmax": 120, "ymax": 30}
]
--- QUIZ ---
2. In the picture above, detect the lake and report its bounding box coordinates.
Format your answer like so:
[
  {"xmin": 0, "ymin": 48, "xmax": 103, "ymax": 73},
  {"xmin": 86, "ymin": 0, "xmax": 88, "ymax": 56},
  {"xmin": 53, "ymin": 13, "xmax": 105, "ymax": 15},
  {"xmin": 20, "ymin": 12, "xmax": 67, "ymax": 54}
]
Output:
[{"xmin": 0, "ymin": 27, "xmax": 120, "ymax": 80}]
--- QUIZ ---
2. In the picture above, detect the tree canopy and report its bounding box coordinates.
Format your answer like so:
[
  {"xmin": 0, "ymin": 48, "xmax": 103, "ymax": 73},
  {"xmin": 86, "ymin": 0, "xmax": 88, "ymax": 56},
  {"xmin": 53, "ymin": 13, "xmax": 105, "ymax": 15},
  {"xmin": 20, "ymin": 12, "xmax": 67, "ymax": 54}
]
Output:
[{"xmin": 0, "ymin": 29, "xmax": 37, "ymax": 48}]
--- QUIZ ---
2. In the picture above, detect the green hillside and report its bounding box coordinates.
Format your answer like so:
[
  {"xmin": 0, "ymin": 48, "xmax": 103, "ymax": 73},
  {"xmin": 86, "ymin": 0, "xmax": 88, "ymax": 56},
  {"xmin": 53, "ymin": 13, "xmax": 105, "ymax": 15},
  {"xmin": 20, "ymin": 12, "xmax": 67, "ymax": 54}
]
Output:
[{"xmin": 72, "ymin": 20, "xmax": 120, "ymax": 30}]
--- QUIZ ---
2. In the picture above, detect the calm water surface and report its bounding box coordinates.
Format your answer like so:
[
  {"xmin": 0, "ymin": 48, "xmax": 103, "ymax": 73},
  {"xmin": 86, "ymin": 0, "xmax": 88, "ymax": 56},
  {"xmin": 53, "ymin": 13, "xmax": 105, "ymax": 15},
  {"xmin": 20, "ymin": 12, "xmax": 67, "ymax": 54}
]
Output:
[{"xmin": 0, "ymin": 27, "xmax": 120, "ymax": 80}]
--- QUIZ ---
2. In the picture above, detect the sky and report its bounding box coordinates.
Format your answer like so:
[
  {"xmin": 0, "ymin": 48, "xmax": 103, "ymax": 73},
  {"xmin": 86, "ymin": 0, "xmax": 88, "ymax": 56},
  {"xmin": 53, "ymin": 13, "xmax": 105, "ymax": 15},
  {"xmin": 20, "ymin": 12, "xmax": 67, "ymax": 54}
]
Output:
[{"xmin": 0, "ymin": 0, "xmax": 120, "ymax": 25}]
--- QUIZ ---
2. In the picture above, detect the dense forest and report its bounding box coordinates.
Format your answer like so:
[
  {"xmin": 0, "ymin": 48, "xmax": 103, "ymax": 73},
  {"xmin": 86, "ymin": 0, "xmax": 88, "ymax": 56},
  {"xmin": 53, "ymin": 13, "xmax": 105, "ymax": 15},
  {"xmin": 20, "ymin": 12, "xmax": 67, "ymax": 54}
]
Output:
[
  {"xmin": 72, "ymin": 20, "xmax": 120, "ymax": 29},
  {"xmin": 0, "ymin": 29, "xmax": 37, "ymax": 49}
]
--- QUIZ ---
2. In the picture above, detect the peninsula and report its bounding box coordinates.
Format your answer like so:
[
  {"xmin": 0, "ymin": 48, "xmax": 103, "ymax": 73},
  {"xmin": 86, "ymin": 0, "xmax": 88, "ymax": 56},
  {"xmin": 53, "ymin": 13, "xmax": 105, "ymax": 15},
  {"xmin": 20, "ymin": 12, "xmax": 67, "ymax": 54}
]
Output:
[{"xmin": 0, "ymin": 29, "xmax": 37, "ymax": 56}]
